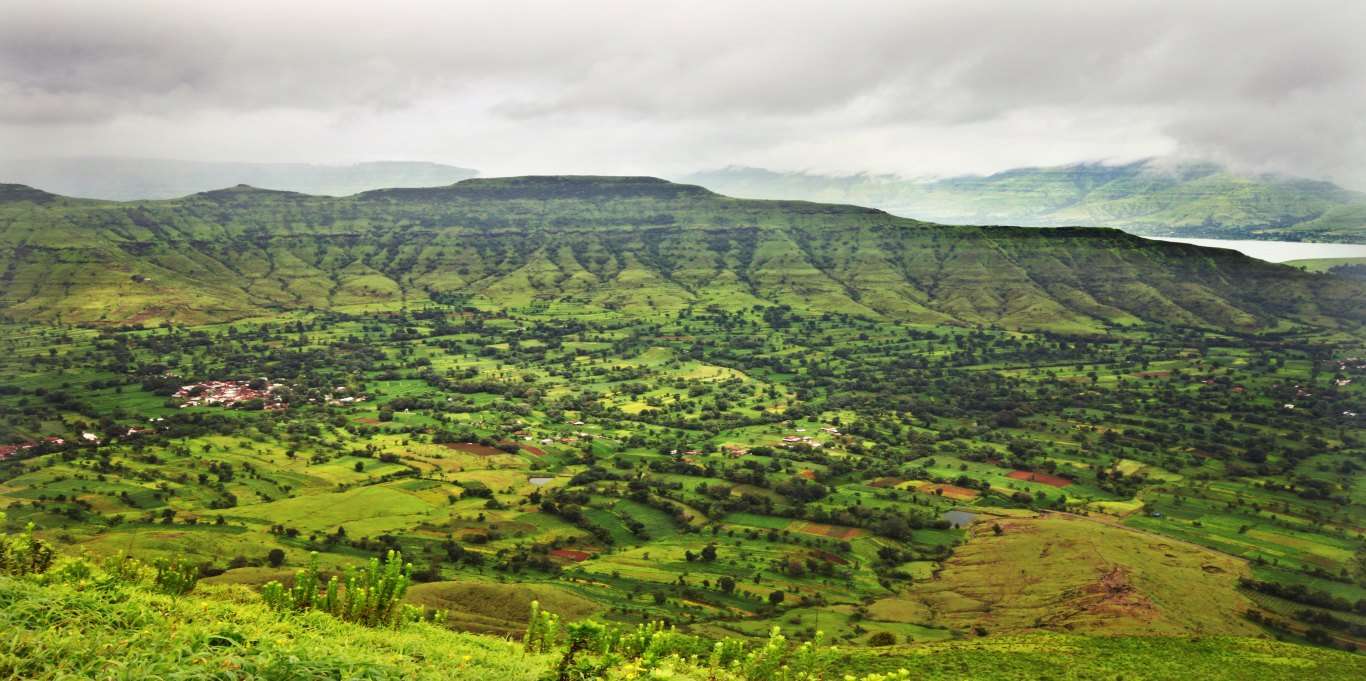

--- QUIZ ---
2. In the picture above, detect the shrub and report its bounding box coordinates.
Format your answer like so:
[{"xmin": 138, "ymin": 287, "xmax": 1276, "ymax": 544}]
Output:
[
  {"xmin": 867, "ymin": 630, "xmax": 898, "ymax": 646},
  {"xmin": 0, "ymin": 514, "xmax": 55, "ymax": 577},
  {"xmin": 523, "ymin": 599, "xmax": 560, "ymax": 653},
  {"xmin": 261, "ymin": 550, "xmax": 439, "ymax": 628},
  {"xmin": 523, "ymin": 603, "xmax": 860, "ymax": 681},
  {"xmin": 152, "ymin": 556, "xmax": 200, "ymax": 596}
]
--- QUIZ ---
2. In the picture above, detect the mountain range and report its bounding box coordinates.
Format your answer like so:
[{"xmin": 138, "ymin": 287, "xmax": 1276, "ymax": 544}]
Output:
[
  {"xmin": 0, "ymin": 158, "xmax": 478, "ymax": 200},
  {"xmin": 682, "ymin": 161, "xmax": 1366, "ymax": 244},
  {"xmin": 4, "ymin": 157, "xmax": 1363, "ymax": 244},
  {"xmin": 0, "ymin": 176, "xmax": 1360, "ymax": 332}
]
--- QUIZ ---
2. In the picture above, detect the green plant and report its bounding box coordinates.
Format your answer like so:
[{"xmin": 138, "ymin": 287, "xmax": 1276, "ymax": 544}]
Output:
[
  {"xmin": 262, "ymin": 550, "xmax": 439, "ymax": 628},
  {"xmin": 152, "ymin": 556, "xmax": 199, "ymax": 596},
  {"xmin": 523, "ymin": 599, "xmax": 561, "ymax": 653},
  {"xmin": 525, "ymin": 603, "xmax": 846, "ymax": 681},
  {"xmin": 0, "ymin": 514, "xmax": 55, "ymax": 577},
  {"xmin": 101, "ymin": 551, "xmax": 148, "ymax": 584}
]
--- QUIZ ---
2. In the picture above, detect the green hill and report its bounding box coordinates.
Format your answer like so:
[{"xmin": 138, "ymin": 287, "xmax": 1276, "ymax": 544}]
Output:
[
  {"xmin": 684, "ymin": 161, "xmax": 1366, "ymax": 243},
  {"xmin": 0, "ymin": 176, "xmax": 1360, "ymax": 331}
]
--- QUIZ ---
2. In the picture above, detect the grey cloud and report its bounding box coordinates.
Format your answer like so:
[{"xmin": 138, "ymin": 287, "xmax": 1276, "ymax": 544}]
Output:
[{"xmin": 1, "ymin": 0, "xmax": 1362, "ymax": 187}]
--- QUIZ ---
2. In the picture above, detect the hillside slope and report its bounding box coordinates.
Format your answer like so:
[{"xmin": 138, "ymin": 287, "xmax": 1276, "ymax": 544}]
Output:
[
  {"xmin": 684, "ymin": 161, "xmax": 1366, "ymax": 243},
  {"xmin": 4, "ymin": 575, "xmax": 1363, "ymax": 681},
  {"xmin": 0, "ymin": 176, "xmax": 1361, "ymax": 331}
]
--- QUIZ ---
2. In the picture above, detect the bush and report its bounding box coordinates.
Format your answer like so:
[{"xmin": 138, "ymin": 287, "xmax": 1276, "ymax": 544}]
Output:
[
  {"xmin": 0, "ymin": 514, "xmax": 55, "ymax": 577},
  {"xmin": 868, "ymin": 631, "xmax": 898, "ymax": 646},
  {"xmin": 520, "ymin": 602, "xmax": 915, "ymax": 681},
  {"xmin": 152, "ymin": 556, "xmax": 200, "ymax": 596},
  {"xmin": 261, "ymin": 550, "xmax": 440, "ymax": 628}
]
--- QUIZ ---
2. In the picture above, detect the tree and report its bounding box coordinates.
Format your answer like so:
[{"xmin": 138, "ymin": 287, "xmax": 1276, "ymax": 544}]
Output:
[
  {"xmin": 718, "ymin": 575, "xmax": 736, "ymax": 594},
  {"xmin": 700, "ymin": 543, "xmax": 717, "ymax": 561},
  {"xmin": 867, "ymin": 631, "xmax": 897, "ymax": 646},
  {"xmin": 768, "ymin": 589, "xmax": 785, "ymax": 606},
  {"xmin": 266, "ymin": 548, "xmax": 286, "ymax": 567}
]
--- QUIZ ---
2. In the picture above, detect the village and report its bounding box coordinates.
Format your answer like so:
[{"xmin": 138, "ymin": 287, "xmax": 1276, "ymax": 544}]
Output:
[{"xmin": 172, "ymin": 379, "xmax": 366, "ymax": 410}]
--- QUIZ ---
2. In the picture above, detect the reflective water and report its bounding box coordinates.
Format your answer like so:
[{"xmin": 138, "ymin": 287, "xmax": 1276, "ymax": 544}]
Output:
[{"xmin": 1143, "ymin": 237, "xmax": 1366, "ymax": 263}]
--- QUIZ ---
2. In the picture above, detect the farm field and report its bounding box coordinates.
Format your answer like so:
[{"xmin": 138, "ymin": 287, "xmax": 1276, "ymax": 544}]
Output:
[{"xmin": 0, "ymin": 177, "xmax": 1362, "ymax": 665}]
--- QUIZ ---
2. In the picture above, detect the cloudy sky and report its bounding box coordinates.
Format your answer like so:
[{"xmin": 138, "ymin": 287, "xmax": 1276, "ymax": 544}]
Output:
[{"xmin": 2, "ymin": 0, "xmax": 1363, "ymax": 187}]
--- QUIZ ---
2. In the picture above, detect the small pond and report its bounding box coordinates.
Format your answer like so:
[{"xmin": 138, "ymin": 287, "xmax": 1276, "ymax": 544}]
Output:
[{"xmin": 941, "ymin": 510, "xmax": 977, "ymax": 528}]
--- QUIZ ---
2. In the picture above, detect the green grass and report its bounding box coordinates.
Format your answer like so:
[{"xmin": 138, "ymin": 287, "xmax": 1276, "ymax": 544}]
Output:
[
  {"xmin": 2, "ymin": 571, "xmax": 1363, "ymax": 681},
  {"xmin": 0, "ymin": 577, "xmax": 551, "ymax": 680},
  {"xmin": 1285, "ymin": 257, "xmax": 1366, "ymax": 272}
]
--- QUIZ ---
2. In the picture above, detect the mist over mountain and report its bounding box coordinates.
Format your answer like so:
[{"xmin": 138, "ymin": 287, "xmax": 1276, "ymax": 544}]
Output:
[
  {"xmin": 683, "ymin": 160, "xmax": 1366, "ymax": 244},
  {"xmin": 0, "ymin": 158, "xmax": 478, "ymax": 200}
]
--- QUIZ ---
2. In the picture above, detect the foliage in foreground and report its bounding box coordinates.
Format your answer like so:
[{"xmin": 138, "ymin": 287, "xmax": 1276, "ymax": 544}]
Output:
[
  {"xmin": 0, "ymin": 565, "xmax": 548, "ymax": 680},
  {"xmin": 261, "ymin": 550, "xmax": 441, "ymax": 628},
  {"xmin": 0, "ymin": 513, "xmax": 54, "ymax": 577},
  {"xmin": 1, "ymin": 560, "xmax": 1364, "ymax": 680}
]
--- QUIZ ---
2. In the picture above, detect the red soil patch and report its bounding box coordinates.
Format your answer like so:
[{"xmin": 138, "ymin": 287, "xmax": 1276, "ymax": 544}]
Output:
[
  {"xmin": 916, "ymin": 483, "xmax": 980, "ymax": 501},
  {"xmin": 797, "ymin": 469, "xmax": 816, "ymax": 480},
  {"xmin": 550, "ymin": 548, "xmax": 592, "ymax": 562},
  {"xmin": 1007, "ymin": 470, "xmax": 1073, "ymax": 488},
  {"xmin": 520, "ymin": 444, "xmax": 547, "ymax": 457},
  {"xmin": 443, "ymin": 442, "xmax": 505, "ymax": 456},
  {"xmin": 353, "ymin": 417, "xmax": 381, "ymax": 425}
]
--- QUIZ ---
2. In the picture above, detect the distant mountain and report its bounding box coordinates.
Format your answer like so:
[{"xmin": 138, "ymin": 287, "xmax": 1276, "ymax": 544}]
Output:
[
  {"xmin": 0, "ymin": 158, "xmax": 478, "ymax": 200},
  {"xmin": 0, "ymin": 176, "xmax": 1360, "ymax": 332},
  {"xmin": 683, "ymin": 161, "xmax": 1366, "ymax": 243}
]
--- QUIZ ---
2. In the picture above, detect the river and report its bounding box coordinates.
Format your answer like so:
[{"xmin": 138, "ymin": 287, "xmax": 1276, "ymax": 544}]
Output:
[{"xmin": 1142, "ymin": 237, "xmax": 1366, "ymax": 263}]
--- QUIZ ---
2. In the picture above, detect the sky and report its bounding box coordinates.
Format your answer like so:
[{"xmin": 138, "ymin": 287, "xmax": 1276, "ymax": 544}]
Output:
[{"xmin": 2, "ymin": 0, "xmax": 1364, "ymax": 187}]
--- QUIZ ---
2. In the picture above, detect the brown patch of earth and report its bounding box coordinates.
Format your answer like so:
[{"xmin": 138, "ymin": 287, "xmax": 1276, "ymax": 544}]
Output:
[
  {"xmin": 550, "ymin": 548, "xmax": 592, "ymax": 562},
  {"xmin": 444, "ymin": 442, "xmax": 505, "ymax": 456},
  {"xmin": 789, "ymin": 521, "xmax": 863, "ymax": 539},
  {"xmin": 1007, "ymin": 470, "xmax": 1073, "ymax": 487},
  {"xmin": 868, "ymin": 477, "xmax": 905, "ymax": 488},
  {"xmin": 917, "ymin": 482, "xmax": 980, "ymax": 500}
]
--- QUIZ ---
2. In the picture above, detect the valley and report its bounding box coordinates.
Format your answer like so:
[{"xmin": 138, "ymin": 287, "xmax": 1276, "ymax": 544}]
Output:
[{"xmin": 0, "ymin": 177, "xmax": 1362, "ymax": 678}]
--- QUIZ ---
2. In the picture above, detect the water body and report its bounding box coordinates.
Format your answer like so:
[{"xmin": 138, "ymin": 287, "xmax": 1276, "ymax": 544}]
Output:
[
  {"xmin": 1143, "ymin": 237, "xmax": 1366, "ymax": 263},
  {"xmin": 941, "ymin": 510, "xmax": 977, "ymax": 528}
]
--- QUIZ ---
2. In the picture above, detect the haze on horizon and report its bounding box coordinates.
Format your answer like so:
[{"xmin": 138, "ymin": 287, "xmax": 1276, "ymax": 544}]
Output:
[{"xmin": 2, "ymin": 0, "xmax": 1363, "ymax": 189}]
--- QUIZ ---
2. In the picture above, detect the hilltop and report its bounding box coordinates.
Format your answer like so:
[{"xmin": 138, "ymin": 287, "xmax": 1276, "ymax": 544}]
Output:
[
  {"xmin": 0, "ymin": 176, "xmax": 1360, "ymax": 331},
  {"xmin": 684, "ymin": 161, "xmax": 1366, "ymax": 243},
  {"xmin": 0, "ymin": 157, "xmax": 478, "ymax": 200}
]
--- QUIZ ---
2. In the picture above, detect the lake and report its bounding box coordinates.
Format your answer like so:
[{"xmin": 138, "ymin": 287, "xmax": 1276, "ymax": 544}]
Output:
[{"xmin": 1143, "ymin": 237, "xmax": 1366, "ymax": 263}]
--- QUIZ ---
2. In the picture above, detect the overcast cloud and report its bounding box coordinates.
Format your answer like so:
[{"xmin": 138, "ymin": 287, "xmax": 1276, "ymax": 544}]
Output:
[{"xmin": 1, "ymin": 0, "xmax": 1362, "ymax": 187}]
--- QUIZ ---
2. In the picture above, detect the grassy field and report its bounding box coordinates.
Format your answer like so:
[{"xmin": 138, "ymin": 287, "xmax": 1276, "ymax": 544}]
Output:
[
  {"xmin": 874, "ymin": 513, "xmax": 1258, "ymax": 636},
  {"xmin": 3, "ymin": 568, "xmax": 1363, "ymax": 681},
  {"xmin": 0, "ymin": 177, "xmax": 1362, "ymax": 671}
]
